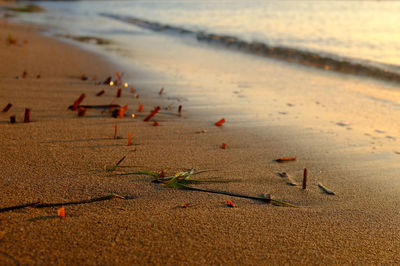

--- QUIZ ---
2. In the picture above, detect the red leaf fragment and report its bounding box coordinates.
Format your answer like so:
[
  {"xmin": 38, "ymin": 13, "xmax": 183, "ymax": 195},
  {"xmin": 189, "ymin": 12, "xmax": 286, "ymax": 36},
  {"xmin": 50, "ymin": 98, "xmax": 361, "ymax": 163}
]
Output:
[
  {"xmin": 138, "ymin": 105, "xmax": 143, "ymax": 113},
  {"xmin": 78, "ymin": 107, "xmax": 86, "ymax": 117},
  {"xmin": 215, "ymin": 118, "xmax": 225, "ymax": 127},
  {"xmin": 116, "ymin": 71, "xmax": 121, "ymax": 80},
  {"xmin": 119, "ymin": 105, "xmax": 128, "ymax": 118},
  {"xmin": 2, "ymin": 103, "xmax": 12, "ymax": 113},
  {"xmin": 227, "ymin": 200, "xmax": 235, "ymax": 208},
  {"xmin": 114, "ymin": 124, "xmax": 118, "ymax": 139},
  {"xmin": 127, "ymin": 132, "xmax": 132, "ymax": 146},
  {"xmin": 72, "ymin": 93, "xmax": 86, "ymax": 111},
  {"xmin": 24, "ymin": 108, "xmax": 30, "ymax": 123},
  {"xmin": 96, "ymin": 90, "xmax": 105, "ymax": 96},
  {"xmin": 144, "ymin": 106, "xmax": 160, "ymax": 122},
  {"xmin": 221, "ymin": 143, "xmax": 226, "ymax": 149},
  {"xmin": 116, "ymin": 88, "xmax": 122, "ymax": 98},
  {"xmin": 57, "ymin": 207, "xmax": 65, "ymax": 218},
  {"xmin": 302, "ymin": 168, "xmax": 308, "ymax": 190}
]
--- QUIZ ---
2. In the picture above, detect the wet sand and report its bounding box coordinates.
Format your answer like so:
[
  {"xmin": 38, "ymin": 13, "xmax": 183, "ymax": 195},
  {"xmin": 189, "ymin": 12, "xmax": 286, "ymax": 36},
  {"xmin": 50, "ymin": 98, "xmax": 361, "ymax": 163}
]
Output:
[{"xmin": 1, "ymin": 13, "xmax": 400, "ymax": 265}]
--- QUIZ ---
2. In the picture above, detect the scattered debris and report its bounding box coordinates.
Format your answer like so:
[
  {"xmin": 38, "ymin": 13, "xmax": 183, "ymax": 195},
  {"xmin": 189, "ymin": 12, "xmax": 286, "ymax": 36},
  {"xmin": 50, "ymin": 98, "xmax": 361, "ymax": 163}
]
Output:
[
  {"xmin": 118, "ymin": 168, "xmax": 295, "ymax": 207},
  {"xmin": 68, "ymin": 104, "xmax": 121, "ymax": 110},
  {"xmin": 302, "ymin": 168, "xmax": 308, "ymax": 190},
  {"xmin": 275, "ymin": 158, "xmax": 296, "ymax": 163},
  {"xmin": 78, "ymin": 107, "xmax": 86, "ymax": 117},
  {"xmin": 104, "ymin": 76, "xmax": 112, "ymax": 84},
  {"xmin": 2, "ymin": 103, "xmax": 12, "ymax": 113},
  {"xmin": 0, "ymin": 201, "xmax": 40, "ymax": 213},
  {"xmin": 0, "ymin": 194, "xmax": 126, "ymax": 213},
  {"xmin": 277, "ymin": 172, "xmax": 297, "ymax": 186},
  {"xmin": 72, "ymin": 93, "xmax": 86, "ymax": 111},
  {"xmin": 215, "ymin": 118, "xmax": 225, "ymax": 126},
  {"xmin": 104, "ymin": 156, "xmax": 127, "ymax": 172},
  {"xmin": 34, "ymin": 194, "xmax": 126, "ymax": 208},
  {"xmin": 116, "ymin": 71, "xmax": 121, "ymax": 80},
  {"xmin": 57, "ymin": 207, "xmax": 66, "ymax": 218},
  {"xmin": 318, "ymin": 182, "xmax": 335, "ymax": 195},
  {"xmin": 227, "ymin": 200, "xmax": 235, "ymax": 208},
  {"xmin": 128, "ymin": 132, "xmax": 132, "ymax": 146},
  {"xmin": 24, "ymin": 108, "xmax": 30, "ymax": 123},
  {"xmin": 114, "ymin": 124, "xmax": 118, "ymax": 139},
  {"xmin": 96, "ymin": 90, "xmax": 105, "ymax": 96},
  {"xmin": 118, "ymin": 105, "xmax": 128, "ymax": 118},
  {"xmin": 144, "ymin": 106, "xmax": 160, "ymax": 122}
]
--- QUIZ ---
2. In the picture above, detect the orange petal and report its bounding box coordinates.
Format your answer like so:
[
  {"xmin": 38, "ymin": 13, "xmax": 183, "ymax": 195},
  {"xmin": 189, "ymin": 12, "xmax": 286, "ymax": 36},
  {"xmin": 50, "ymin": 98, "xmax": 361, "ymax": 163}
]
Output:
[
  {"xmin": 215, "ymin": 118, "xmax": 225, "ymax": 126},
  {"xmin": 57, "ymin": 207, "xmax": 66, "ymax": 218}
]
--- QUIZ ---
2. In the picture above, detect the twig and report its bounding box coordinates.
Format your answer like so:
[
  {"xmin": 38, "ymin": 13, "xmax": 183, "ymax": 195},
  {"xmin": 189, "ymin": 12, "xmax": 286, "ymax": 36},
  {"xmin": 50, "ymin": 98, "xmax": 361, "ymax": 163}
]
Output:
[
  {"xmin": 34, "ymin": 194, "xmax": 125, "ymax": 208},
  {"xmin": 318, "ymin": 183, "xmax": 335, "ymax": 195},
  {"xmin": 179, "ymin": 185, "xmax": 295, "ymax": 207},
  {"xmin": 104, "ymin": 156, "xmax": 127, "ymax": 172},
  {"xmin": 0, "ymin": 201, "xmax": 40, "ymax": 213}
]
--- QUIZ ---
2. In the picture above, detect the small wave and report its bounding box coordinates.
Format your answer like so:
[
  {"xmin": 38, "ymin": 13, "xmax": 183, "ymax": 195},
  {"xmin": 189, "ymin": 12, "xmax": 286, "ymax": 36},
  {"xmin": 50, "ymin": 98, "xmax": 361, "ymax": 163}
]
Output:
[{"xmin": 102, "ymin": 13, "xmax": 400, "ymax": 84}]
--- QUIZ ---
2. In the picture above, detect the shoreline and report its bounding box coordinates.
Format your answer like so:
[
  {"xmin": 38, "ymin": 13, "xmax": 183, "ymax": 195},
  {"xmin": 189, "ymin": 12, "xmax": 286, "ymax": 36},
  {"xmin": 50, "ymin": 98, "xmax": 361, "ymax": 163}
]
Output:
[{"xmin": 1, "ymin": 14, "xmax": 400, "ymax": 265}]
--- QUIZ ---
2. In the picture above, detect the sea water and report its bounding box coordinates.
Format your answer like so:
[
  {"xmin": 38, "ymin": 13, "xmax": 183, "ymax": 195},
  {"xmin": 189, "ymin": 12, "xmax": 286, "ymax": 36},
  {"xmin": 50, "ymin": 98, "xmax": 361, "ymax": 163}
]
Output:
[{"xmin": 10, "ymin": 0, "xmax": 400, "ymax": 161}]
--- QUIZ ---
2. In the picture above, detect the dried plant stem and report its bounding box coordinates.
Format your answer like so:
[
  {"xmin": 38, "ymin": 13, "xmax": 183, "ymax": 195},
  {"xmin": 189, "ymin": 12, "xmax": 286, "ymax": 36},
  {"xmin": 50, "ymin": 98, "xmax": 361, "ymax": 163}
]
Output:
[
  {"xmin": 0, "ymin": 201, "xmax": 40, "ymax": 213},
  {"xmin": 175, "ymin": 183, "xmax": 295, "ymax": 207},
  {"xmin": 34, "ymin": 194, "xmax": 126, "ymax": 208}
]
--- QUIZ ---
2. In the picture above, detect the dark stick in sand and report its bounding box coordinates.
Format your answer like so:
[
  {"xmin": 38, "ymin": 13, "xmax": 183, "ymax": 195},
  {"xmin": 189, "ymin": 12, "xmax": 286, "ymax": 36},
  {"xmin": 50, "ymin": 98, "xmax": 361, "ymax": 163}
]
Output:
[
  {"xmin": 34, "ymin": 194, "xmax": 126, "ymax": 208},
  {"xmin": 96, "ymin": 90, "xmax": 105, "ymax": 96},
  {"xmin": 2, "ymin": 103, "xmax": 12, "ymax": 112},
  {"xmin": 68, "ymin": 104, "xmax": 121, "ymax": 110},
  {"xmin": 144, "ymin": 106, "xmax": 160, "ymax": 121},
  {"xmin": 0, "ymin": 201, "xmax": 40, "ymax": 213},
  {"xmin": 24, "ymin": 108, "xmax": 30, "ymax": 123},
  {"xmin": 72, "ymin": 93, "xmax": 86, "ymax": 111},
  {"xmin": 302, "ymin": 168, "xmax": 308, "ymax": 190}
]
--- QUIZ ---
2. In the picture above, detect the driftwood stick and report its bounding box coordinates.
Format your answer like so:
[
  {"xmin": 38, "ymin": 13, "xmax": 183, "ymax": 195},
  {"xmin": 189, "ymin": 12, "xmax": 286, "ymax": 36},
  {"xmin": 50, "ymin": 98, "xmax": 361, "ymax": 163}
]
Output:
[
  {"xmin": 181, "ymin": 186, "xmax": 295, "ymax": 207},
  {"xmin": 0, "ymin": 201, "xmax": 40, "ymax": 213},
  {"xmin": 34, "ymin": 194, "xmax": 125, "ymax": 208}
]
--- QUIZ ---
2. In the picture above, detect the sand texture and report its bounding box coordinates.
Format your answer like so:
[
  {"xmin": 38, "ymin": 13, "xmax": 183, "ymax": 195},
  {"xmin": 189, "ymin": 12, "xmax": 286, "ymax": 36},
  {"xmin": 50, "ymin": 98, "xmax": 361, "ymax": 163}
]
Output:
[{"xmin": 1, "ymin": 18, "xmax": 400, "ymax": 265}]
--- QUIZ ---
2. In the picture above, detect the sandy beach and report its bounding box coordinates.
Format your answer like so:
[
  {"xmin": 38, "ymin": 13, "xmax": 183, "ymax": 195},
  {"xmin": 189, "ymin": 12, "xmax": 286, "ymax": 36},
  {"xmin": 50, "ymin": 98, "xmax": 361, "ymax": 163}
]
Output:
[{"xmin": 1, "ymin": 5, "xmax": 400, "ymax": 265}]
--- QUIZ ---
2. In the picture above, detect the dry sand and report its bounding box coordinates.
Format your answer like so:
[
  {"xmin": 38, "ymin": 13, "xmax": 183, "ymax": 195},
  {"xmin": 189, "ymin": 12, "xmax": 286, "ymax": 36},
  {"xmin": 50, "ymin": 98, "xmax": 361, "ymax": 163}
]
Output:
[{"xmin": 1, "ymin": 15, "xmax": 400, "ymax": 265}]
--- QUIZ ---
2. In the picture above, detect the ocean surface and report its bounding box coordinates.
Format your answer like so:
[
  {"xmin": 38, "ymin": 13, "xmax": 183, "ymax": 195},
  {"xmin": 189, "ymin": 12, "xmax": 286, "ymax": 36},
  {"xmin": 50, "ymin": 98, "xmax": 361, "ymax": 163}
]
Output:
[
  {"xmin": 10, "ymin": 0, "xmax": 400, "ymax": 162},
  {"xmin": 13, "ymin": 0, "xmax": 400, "ymax": 81}
]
